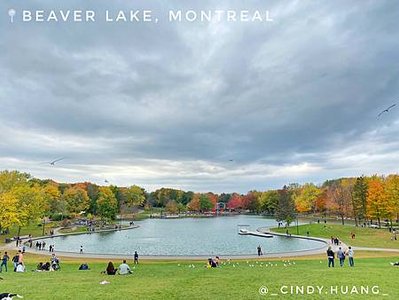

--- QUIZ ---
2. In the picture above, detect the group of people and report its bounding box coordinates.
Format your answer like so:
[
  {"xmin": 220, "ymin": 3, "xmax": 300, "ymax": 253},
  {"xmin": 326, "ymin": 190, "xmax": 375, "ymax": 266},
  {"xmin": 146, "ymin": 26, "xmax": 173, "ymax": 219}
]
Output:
[
  {"xmin": 103, "ymin": 260, "xmax": 132, "ymax": 275},
  {"xmin": 35, "ymin": 254, "xmax": 60, "ymax": 272},
  {"xmin": 330, "ymin": 236, "xmax": 341, "ymax": 245},
  {"xmin": 326, "ymin": 246, "xmax": 354, "ymax": 267},
  {"xmin": 206, "ymin": 256, "xmax": 220, "ymax": 268},
  {"xmin": 2, "ymin": 250, "xmax": 26, "ymax": 272}
]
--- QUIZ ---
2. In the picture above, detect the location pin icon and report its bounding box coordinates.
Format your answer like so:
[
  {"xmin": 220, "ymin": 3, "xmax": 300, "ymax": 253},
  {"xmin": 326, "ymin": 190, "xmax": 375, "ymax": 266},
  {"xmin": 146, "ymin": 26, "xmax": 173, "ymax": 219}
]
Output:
[{"xmin": 8, "ymin": 8, "xmax": 16, "ymax": 23}]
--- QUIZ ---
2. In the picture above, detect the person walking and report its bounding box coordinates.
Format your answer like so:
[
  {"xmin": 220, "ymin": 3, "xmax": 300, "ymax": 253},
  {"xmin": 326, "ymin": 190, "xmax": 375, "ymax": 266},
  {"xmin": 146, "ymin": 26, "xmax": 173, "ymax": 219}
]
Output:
[
  {"xmin": 0, "ymin": 252, "xmax": 9, "ymax": 272},
  {"xmin": 327, "ymin": 246, "xmax": 335, "ymax": 268},
  {"xmin": 257, "ymin": 245, "xmax": 262, "ymax": 256},
  {"xmin": 347, "ymin": 246, "xmax": 354, "ymax": 267},
  {"xmin": 337, "ymin": 247, "xmax": 345, "ymax": 267},
  {"xmin": 134, "ymin": 251, "xmax": 139, "ymax": 264}
]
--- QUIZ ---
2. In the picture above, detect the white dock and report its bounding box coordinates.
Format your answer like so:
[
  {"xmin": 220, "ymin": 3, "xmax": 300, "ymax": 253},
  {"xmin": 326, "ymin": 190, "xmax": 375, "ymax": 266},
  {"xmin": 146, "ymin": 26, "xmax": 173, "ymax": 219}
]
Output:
[{"xmin": 238, "ymin": 229, "xmax": 273, "ymax": 238}]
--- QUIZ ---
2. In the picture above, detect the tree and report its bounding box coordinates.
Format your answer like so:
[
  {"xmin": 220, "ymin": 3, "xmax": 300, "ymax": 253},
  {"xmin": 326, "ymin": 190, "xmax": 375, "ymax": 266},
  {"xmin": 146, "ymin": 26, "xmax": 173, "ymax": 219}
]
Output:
[
  {"xmin": 352, "ymin": 176, "xmax": 368, "ymax": 226},
  {"xmin": 367, "ymin": 176, "xmax": 389, "ymax": 228},
  {"xmin": 187, "ymin": 193, "xmax": 200, "ymax": 212},
  {"xmin": 14, "ymin": 184, "xmax": 47, "ymax": 226},
  {"xmin": 62, "ymin": 186, "xmax": 90, "ymax": 215},
  {"xmin": 326, "ymin": 181, "xmax": 352, "ymax": 225},
  {"xmin": 227, "ymin": 193, "xmax": 243, "ymax": 210},
  {"xmin": 165, "ymin": 200, "xmax": 178, "ymax": 214},
  {"xmin": 275, "ymin": 186, "xmax": 296, "ymax": 226},
  {"xmin": 42, "ymin": 183, "xmax": 61, "ymax": 216},
  {"xmin": 0, "ymin": 192, "xmax": 21, "ymax": 231},
  {"xmin": 199, "ymin": 194, "xmax": 213, "ymax": 212},
  {"xmin": 259, "ymin": 190, "xmax": 279, "ymax": 215},
  {"xmin": 96, "ymin": 187, "xmax": 118, "ymax": 220},
  {"xmin": 242, "ymin": 191, "xmax": 260, "ymax": 212},
  {"xmin": 293, "ymin": 183, "xmax": 321, "ymax": 214},
  {"xmin": 385, "ymin": 175, "xmax": 399, "ymax": 225},
  {"xmin": 125, "ymin": 185, "xmax": 146, "ymax": 208}
]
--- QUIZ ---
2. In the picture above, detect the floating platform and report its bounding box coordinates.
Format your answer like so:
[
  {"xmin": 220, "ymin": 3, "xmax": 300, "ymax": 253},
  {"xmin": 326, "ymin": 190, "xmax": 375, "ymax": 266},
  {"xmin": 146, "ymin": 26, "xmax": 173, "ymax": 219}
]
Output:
[{"xmin": 238, "ymin": 229, "xmax": 273, "ymax": 238}]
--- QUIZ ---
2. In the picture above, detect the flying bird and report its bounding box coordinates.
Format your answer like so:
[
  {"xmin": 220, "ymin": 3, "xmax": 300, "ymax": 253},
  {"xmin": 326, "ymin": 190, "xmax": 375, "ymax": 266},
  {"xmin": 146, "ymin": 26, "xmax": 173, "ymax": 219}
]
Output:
[
  {"xmin": 377, "ymin": 104, "xmax": 396, "ymax": 118},
  {"xmin": 49, "ymin": 157, "xmax": 65, "ymax": 165},
  {"xmin": 104, "ymin": 179, "xmax": 109, "ymax": 184}
]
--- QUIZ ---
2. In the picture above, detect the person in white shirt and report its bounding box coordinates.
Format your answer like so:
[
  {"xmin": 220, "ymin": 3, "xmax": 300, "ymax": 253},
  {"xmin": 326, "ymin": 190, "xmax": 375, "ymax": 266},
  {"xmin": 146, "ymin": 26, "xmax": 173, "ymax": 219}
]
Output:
[
  {"xmin": 346, "ymin": 246, "xmax": 354, "ymax": 267},
  {"xmin": 118, "ymin": 260, "xmax": 132, "ymax": 275}
]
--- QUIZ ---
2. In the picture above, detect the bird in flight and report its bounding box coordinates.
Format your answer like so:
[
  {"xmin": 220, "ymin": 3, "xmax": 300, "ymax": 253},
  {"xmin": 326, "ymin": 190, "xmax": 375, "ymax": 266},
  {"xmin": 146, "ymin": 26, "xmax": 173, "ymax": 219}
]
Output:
[
  {"xmin": 49, "ymin": 157, "xmax": 65, "ymax": 165},
  {"xmin": 104, "ymin": 179, "xmax": 109, "ymax": 184},
  {"xmin": 377, "ymin": 104, "xmax": 396, "ymax": 118}
]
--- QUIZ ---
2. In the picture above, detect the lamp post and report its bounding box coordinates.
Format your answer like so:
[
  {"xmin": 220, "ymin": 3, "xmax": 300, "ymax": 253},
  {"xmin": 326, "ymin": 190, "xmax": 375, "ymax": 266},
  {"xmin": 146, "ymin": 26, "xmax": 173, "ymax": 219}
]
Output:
[
  {"xmin": 296, "ymin": 215, "xmax": 299, "ymax": 235},
  {"xmin": 42, "ymin": 217, "xmax": 46, "ymax": 236}
]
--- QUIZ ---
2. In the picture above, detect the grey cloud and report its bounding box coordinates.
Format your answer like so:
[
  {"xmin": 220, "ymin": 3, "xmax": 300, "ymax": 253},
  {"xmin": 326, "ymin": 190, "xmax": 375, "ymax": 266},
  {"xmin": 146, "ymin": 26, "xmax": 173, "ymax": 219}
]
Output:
[{"xmin": 1, "ymin": 0, "xmax": 399, "ymax": 192}]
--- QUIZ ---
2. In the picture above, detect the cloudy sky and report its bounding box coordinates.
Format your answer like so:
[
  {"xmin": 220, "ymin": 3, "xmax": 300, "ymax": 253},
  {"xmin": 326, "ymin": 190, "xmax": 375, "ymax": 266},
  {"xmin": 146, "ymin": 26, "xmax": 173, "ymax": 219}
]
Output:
[{"xmin": 1, "ymin": 0, "xmax": 398, "ymax": 193}]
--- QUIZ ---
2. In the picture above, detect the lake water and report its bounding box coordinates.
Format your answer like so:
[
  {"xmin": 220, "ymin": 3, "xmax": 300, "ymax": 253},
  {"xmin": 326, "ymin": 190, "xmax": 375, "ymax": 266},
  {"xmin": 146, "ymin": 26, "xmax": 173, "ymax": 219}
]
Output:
[{"xmin": 47, "ymin": 215, "xmax": 324, "ymax": 256}]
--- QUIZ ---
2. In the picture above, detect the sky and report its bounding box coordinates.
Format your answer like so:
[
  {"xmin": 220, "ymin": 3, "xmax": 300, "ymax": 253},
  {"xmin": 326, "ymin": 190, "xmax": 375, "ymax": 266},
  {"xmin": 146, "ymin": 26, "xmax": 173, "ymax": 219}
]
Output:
[{"xmin": 1, "ymin": 0, "xmax": 398, "ymax": 193}]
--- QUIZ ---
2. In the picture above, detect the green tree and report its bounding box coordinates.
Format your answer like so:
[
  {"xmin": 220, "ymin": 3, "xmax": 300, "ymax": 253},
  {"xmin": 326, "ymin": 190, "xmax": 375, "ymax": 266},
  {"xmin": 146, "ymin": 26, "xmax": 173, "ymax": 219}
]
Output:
[
  {"xmin": 259, "ymin": 190, "xmax": 279, "ymax": 215},
  {"xmin": 96, "ymin": 187, "xmax": 118, "ymax": 220},
  {"xmin": 352, "ymin": 176, "xmax": 368, "ymax": 226},
  {"xmin": 199, "ymin": 194, "xmax": 213, "ymax": 212},
  {"xmin": 275, "ymin": 186, "xmax": 296, "ymax": 226}
]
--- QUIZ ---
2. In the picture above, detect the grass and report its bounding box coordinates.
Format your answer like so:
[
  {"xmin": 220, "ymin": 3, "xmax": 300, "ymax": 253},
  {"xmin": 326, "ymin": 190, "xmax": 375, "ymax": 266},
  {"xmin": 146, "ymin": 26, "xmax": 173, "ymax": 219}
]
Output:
[
  {"xmin": 0, "ymin": 254, "xmax": 398, "ymax": 299},
  {"xmin": 0, "ymin": 223, "xmax": 59, "ymax": 245},
  {"xmin": 272, "ymin": 223, "xmax": 399, "ymax": 249}
]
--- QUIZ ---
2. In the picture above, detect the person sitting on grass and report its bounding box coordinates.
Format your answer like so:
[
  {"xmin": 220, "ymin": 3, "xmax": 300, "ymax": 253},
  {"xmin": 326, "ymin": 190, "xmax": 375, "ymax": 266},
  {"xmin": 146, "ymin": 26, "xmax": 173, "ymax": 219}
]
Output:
[
  {"xmin": 78, "ymin": 263, "xmax": 90, "ymax": 270},
  {"xmin": 207, "ymin": 258, "xmax": 217, "ymax": 268},
  {"xmin": 118, "ymin": 260, "xmax": 132, "ymax": 275},
  {"xmin": 103, "ymin": 261, "xmax": 117, "ymax": 275},
  {"xmin": 390, "ymin": 262, "xmax": 399, "ymax": 266}
]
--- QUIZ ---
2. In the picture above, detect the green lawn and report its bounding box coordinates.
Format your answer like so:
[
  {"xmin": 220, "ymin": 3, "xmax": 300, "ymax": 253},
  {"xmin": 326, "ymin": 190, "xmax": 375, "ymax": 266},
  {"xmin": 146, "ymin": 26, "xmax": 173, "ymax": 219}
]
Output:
[
  {"xmin": 0, "ymin": 222, "xmax": 59, "ymax": 245},
  {"xmin": 272, "ymin": 223, "xmax": 399, "ymax": 249},
  {"xmin": 0, "ymin": 256, "xmax": 398, "ymax": 299}
]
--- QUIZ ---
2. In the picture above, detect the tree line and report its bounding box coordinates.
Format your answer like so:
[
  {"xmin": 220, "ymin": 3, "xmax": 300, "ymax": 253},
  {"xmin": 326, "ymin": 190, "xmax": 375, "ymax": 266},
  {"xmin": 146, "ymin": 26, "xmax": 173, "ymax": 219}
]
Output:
[{"xmin": 0, "ymin": 170, "xmax": 398, "ymax": 233}]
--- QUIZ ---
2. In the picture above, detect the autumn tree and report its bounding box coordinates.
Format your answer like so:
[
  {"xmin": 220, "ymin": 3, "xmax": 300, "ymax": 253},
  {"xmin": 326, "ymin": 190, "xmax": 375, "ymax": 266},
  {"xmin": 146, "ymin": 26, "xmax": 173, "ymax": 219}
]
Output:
[
  {"xmin": 227, "ymin": 193, "xmax": 243, "ymax": 210},
  {"xmin": 0, "ymin": 192, "xmax": 21, "ymax": 231},
  {"xmin": 165, "ymin": 200, "xmax": 179, "ymax": 214},
  {"xmin": 367, "ymin": 176, "xmax": 389, "ymax": 227},
  {"xmin": 259, "ymin": 190, "xmax": 279, "ymax": 215},
  {"xmin": 187, "ymin": 193, "xmax": 200, "ymax": 212},
  {"xmin": 293, "ymin": 183, "xmax": 321, "ymax": 214},
  {"xmin": 385, "ymin": 175, "xmax": 399, "ymax": 225},
  {"xmin": 96, "ymin": 186, "xmax": 118, "ymax": 220},
  {"xmin": 62, "ymin": 186, "xmax": 90, "ymax": 215}
]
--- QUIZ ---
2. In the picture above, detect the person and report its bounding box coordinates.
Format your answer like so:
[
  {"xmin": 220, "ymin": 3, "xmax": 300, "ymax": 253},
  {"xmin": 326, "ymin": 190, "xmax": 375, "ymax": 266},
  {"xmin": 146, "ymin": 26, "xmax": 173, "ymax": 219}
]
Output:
[
  {"xmin": 390, "ymin": 262, "xmax": 399, "ymax": 266},
  {"xmin": 80, "ymin": 246, "xmax": 83, "ymax": 254},
  {"xmin": 50, "ymin": 254, "xmax": 60, "ymax": 270},
  {"xmin": 0, "ymin": 252, "xmax": 9, "ymax": 272},
  {"xmin": 257, "ymin": 245, "xmax": 262, "ymax": 256},
  {"xmin": 134, "ymin": 251, "xmax": 139, "ymax": 264},
  {"xmin": 346, "ymin": 246, "xmax": 354, "ymax": 267},
  {"xmin": 17, "ymin": 250, "xmax": 24, "ymax": 267},
  {"xmin": 12, "ymin": 253, "xmax": 19, "ymax": 272},
  {"xmin": 215, "ymin": 256, "xmax": 220, "ymax": 266},
  {"xmin": 327, "ymin": 246, "xmax": 335, "ymax": 268},
  {"xmin": 42, "ymin": 262, "xmax": 51, "ymax": 271},
  {"xmin": 337, "ymin": 247, "xmax": 345, "ymax": 267},
  {"xmin": 78, "ymin": 263, "xmax": 90, "ymax": 270},
  {"xmin": 207, "ymin": 258, "xmax": 217, "ymax": 268},
  {"xmin": 105, "ymin": 261, "xmax": 117, "ymax": 275},
  {"xmin": 118, "ymin": 260, "xmax": 132, "ymax": 275}
]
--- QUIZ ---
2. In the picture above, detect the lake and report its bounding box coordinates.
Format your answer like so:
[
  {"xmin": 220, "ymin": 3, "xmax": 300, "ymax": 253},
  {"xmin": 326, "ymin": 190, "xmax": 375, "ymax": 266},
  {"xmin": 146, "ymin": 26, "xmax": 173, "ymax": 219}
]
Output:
[{"xmin": 47, "ymin": 215, "xmax": 324, "ymax": 256}]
